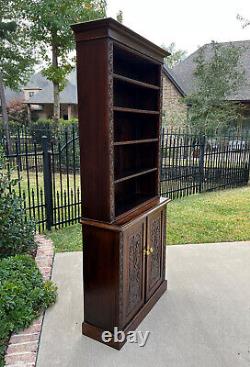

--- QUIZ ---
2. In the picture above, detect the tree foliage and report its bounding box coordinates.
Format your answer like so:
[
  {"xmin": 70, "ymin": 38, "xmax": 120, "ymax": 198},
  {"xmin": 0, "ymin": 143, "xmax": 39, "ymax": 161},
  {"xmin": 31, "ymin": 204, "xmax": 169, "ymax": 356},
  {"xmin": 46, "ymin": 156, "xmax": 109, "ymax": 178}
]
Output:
[
  {"xmin": 0, "ymin": 1, "xmax": 35, "ymax": 149},
  {"xmin": 19, "ymin": 0, "xmax": 107, "ymax": 121},
  {"xmin": 162, "ymin": 42, "xmax": 187, "ymax": 69},
  {"xmin": 237, "ymin": 14, "xmax": 250, "ymax": 29},
  {"xmin": 7, "ymin": 99, "xmax": 28, "ymax": 123},
  {"xmin": 184, "ymin": 42, "xmax": 246, "ymax": 134},
  {"xmin": 116, "ymin": 10, "xmax": 123, "ymax": 23},
  {"xmin": 0, "ymin": 1, "xmax": 34, "ymax": 91}
]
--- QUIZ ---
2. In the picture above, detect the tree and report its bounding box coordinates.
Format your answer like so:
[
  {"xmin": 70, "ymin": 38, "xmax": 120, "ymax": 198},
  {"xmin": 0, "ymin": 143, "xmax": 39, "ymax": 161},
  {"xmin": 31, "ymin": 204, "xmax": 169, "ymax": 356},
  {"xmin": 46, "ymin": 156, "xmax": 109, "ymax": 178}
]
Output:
[
  {"xmin": 162, "ymin": 42, "xmax": 186, "ymax": 69},
  {"xmin": 237, "ymin": 14, "xmax": 250, "ymax": 29},
  {"xmin": 116, "ymin": 10, "xmax": 123, "ymax": 23},
  {"xmin": 184, "ymin": 42, "xmax": 246, "ymax": 134},
  {"xmin": 0, "ymin": 1, "xmax": 34, "ymax": 152},
  {"xmin": 20, "ymin": 0, "xmax": 107, "ymax": 122}
]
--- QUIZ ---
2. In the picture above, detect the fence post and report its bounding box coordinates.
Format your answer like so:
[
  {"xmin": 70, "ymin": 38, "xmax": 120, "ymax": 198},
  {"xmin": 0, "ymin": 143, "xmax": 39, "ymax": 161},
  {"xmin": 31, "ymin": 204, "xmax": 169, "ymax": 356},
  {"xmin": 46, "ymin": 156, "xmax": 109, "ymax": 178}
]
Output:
[
  {"xmin": 42, "ymin": 136, "xmax": 53, "ymax": 230},
  {"xmin": 199, "ymin": 134, "xmax": 206, "ymax": 193}
]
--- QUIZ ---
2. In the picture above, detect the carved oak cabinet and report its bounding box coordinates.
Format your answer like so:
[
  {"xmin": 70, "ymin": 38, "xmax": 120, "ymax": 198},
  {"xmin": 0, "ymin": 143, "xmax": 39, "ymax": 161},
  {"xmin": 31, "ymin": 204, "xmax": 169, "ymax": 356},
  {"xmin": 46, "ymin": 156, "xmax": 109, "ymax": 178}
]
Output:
[{"xmin": 71, "ymin": 18, "xmax": 170, "ymax": 350}]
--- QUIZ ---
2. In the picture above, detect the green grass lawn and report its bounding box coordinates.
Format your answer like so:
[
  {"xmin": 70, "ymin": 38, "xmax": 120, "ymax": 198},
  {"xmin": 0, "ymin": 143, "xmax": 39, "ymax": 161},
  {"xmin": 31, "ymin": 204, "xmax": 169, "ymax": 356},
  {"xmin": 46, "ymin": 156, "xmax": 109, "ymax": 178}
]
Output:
[
  {"xmin": 48, "ymin": 186, "xmax": 250, "ymax": 252},
  {"xmin": 167, "ymin": 186, "xmax": 250, "ymax": 245}
]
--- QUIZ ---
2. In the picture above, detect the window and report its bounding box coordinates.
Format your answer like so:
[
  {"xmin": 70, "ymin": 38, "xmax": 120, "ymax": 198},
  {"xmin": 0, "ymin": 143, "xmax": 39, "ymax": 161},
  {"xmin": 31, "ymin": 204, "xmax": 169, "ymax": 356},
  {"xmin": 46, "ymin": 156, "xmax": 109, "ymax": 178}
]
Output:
[{"xmin": 29, "ymin": 91, "xmax": 34, "ymax": 98}]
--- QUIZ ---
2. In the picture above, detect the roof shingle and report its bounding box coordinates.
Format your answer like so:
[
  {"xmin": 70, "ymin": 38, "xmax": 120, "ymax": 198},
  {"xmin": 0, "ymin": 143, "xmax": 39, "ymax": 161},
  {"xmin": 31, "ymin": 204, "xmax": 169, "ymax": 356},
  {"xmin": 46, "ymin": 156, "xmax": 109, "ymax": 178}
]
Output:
[{"xmin": 173, "ymin": 40, "xmax": 250, "ymax": 101}]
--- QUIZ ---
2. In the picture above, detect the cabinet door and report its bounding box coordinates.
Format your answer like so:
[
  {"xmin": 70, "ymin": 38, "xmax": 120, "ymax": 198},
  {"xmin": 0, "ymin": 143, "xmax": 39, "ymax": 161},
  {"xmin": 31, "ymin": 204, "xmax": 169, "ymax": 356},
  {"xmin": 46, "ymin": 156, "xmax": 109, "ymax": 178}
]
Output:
[
  {"xmin": 120, "ymin": 218, "xmax": 146, "ymax": 327},
  {"xmin": 146, "ymin": 207, "xmax": 165, "ymax": 301}
]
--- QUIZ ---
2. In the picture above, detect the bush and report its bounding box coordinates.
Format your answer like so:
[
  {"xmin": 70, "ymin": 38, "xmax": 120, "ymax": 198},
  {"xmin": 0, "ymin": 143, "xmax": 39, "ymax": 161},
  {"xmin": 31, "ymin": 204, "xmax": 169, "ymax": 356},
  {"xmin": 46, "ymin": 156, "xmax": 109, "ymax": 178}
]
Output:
[
  {"xmin": 0, "ymin": 118, "xmax": 79, "ymax": 147},
  {"xmin": 7, "ymin": 99, "xmax": 28, "ymax": 124},
  {"xmin": 0, "ymin": 195, "xmax": 36, "ymax": 258},
  {"xmin": 0, "ymin": 255, "xmax": 57, "ymax": 366},
  {"xmin": 0, "ymin": 148, "xmax": 36, "ymax": 258},
  {"xmin": 28, "ymin": 118, "xmax": 78, "ymax": 143},
  {"xmin": 0, "ymin": 120, "xmax": 24, "ymax": 142}
]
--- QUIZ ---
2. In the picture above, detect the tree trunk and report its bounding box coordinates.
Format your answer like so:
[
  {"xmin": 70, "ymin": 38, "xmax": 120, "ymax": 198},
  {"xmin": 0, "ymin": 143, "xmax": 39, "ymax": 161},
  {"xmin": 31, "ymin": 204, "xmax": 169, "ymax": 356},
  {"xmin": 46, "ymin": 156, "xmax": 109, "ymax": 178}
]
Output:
[
  {"xmin": 0, "ymin": 70, "xmax": 11, "ymax": 154},
  {"xmin": 52, "ymin": 44, "xmax": 60, "ymax": 122},
  {"xmin": 27, "ymin": 103, "xmax": 31, "ymax": 123}
]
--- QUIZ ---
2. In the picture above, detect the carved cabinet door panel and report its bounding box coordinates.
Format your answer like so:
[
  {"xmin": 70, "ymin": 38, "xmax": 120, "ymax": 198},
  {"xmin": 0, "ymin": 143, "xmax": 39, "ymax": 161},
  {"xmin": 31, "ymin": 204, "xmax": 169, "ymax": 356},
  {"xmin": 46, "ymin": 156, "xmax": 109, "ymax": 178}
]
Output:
[
  {"xmin": 120, "ymin": 218, "xmax": 146, "ymax": 328},
  {"xmin": 145, "ymin": 207, "xmax": 165, "ymax": 301}
]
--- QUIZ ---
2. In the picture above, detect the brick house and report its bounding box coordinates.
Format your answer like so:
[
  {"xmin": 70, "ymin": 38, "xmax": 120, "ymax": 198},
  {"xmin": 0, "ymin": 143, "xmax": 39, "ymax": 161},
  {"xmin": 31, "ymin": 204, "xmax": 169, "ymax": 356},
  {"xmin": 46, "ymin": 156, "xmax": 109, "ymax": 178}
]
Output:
[
  {"xmin": 162, "ymin": 65, "xmax": 187, "ymax": 128},
  {"xmin": 172, "ymin": 40, "xmax": 250, "ymax": 131}
]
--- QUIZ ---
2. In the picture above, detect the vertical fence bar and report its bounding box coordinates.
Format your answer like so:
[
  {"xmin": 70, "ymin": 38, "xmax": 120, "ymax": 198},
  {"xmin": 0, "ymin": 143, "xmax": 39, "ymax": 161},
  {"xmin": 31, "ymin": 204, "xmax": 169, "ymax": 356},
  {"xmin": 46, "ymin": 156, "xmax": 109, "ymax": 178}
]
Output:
[
  {"xmin": 42, "ymin": 136, "xmax": 53, "ymax": 230},
  {"xmin": 198, "ymin": 134, "xmax": 205, "ymax": 193}
]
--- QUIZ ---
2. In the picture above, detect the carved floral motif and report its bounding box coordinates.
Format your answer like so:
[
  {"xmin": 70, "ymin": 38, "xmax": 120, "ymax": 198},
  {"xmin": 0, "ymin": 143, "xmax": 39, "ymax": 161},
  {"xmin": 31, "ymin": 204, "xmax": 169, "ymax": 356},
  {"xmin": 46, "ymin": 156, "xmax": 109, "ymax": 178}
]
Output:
[
  {"xmin": 149, "ymin": 217, "xmax": 161, "ymax": 287},
  {"xmin": 107, "ymin": 39, "xmax": 115, "ymax": 220},
  {"xmin": 127, "ymin": 232, "xmax": 142, "ymax": 315}
]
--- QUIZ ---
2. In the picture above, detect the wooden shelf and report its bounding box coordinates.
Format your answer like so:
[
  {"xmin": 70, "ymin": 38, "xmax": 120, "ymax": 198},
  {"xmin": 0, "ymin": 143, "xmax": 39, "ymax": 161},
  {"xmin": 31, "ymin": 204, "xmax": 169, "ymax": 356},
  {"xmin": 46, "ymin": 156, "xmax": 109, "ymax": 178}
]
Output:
[
  {"xmin": 114, "ymin": 138, "xmax": 158, "ymax": 146},
  {"xmin": 115, "ymin": 194, "xmax": 156, "ymax": 217},
  {"xmin": 113, "ymin": 107, "xmax": 159, "ymax": 115},
  {"xmin": 113, "ymin": 73, "xmax": 160, "ymax": 90},
  {"xmin": 114, "ymin": 167, "xmax": 157, "ymax": 184}
]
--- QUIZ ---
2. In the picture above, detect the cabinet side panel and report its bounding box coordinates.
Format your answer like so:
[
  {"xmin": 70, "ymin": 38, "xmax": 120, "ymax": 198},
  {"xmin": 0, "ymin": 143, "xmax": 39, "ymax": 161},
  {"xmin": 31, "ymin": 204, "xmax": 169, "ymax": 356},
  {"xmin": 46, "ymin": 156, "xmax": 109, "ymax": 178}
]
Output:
[
  {"xmin": 76, "ymin": 38, "xmax": 114, "ymax": 222},
  {"xmin": 83, "ymin": 224, "xmax": 119, "ymax": 331}
]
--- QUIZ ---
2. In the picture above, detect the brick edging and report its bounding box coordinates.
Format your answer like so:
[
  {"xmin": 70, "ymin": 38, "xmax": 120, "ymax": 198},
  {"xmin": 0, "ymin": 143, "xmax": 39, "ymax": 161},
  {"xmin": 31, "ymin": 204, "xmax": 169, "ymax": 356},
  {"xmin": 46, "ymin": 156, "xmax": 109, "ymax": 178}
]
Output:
[{"xmin": 4, "ymin": 235, "xmax": 54, "ymax": 367}]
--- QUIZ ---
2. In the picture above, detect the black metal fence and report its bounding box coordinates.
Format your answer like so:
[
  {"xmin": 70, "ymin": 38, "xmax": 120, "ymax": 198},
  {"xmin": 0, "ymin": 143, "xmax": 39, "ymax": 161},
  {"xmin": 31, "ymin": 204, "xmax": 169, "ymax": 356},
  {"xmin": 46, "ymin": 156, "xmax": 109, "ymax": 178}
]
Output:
[
  {"xmin": 161, "ymin": 129, "xmax": 250, "ymax": 198},
  {"xmin": 1, "ymin": 125, "xmax": 249, "ymax": 231},
  {"xmin": 2, "ymin": 125, "xmax": 81, "ymax": 232}
]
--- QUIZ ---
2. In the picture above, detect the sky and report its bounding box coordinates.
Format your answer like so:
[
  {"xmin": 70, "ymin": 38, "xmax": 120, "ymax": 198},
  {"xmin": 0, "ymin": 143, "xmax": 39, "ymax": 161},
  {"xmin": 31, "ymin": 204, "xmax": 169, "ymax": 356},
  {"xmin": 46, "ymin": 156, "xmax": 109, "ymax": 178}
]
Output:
[{"xmin": 107, "ymin": 0, "xmax": 250, "ymax": 56}]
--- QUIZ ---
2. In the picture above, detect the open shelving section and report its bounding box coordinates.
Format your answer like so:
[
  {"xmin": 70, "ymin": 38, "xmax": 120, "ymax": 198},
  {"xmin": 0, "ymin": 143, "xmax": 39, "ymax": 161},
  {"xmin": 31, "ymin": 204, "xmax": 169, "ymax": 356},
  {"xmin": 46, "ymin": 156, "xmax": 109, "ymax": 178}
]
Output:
[
  {"xmin": 72, "ymin": 17, "xmax": 168, "ymax": 223},
  {"xmin": 113, "ymin": 43, "xmax": 162, "ymax": 217}
]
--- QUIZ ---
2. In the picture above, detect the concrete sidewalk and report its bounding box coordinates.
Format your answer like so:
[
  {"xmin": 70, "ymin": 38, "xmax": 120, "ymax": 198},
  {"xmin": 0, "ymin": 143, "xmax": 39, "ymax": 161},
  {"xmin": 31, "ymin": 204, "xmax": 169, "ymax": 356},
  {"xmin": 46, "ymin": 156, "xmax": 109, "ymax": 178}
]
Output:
[{"xmin": 37, "ymin": 242, "xmax": 250, "ymax": 367}]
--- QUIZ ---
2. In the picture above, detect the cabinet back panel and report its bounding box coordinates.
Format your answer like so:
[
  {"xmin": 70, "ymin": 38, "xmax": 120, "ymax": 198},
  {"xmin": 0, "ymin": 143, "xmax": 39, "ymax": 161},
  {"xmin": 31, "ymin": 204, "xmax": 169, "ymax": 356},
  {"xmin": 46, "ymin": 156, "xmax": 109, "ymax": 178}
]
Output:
[
  {"xmin": 115, "ymin": 171, "xmax": 158, "ymax": 216},
  {"xmin": 113, "ymin": 44, "xmax": 161, "ymax": 85},
  {"xmin": 114, "ymin": 80, "xmax": 159, "ymax": 111},
  {"xmin": 114, "ymin": 143, "xmax": 158, "ymax": 179},
  {"xmin": 114, "ymin": 112, "xmax": 159, "ymax": 141}
]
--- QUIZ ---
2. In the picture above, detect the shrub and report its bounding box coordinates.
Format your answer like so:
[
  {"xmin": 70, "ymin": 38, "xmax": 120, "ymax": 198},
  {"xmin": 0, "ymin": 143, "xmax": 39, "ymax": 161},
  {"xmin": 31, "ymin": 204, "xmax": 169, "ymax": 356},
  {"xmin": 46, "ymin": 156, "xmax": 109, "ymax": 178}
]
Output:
[
  {"xmin": 0, "ymin": 148, "xmax": 36, "ymax": 258},
  {"xmin": 28, "ymin": 118, "xmax": 78, "ymax": 142},
  {"xmin": 0, "ymin": 255, "xmax": 57, "ymax": 366},
  {"xmin": 7, "ymin": 99, "xmax": 28, "ymax": 124},
  {"xmin": 0, "ymin": 120, "xmax": 24, "ymax": 142},
  {"xmin": 0, "ymin": 118, "xmax": 79, "ymax": 147}
]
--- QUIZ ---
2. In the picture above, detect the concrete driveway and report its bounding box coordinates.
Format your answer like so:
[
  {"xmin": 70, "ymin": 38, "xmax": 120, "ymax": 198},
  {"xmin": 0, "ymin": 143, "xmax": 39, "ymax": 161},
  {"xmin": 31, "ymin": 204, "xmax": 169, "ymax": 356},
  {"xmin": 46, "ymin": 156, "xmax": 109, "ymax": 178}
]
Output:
[{"xmin": 37, "ymin": 241, "xmax": 250, "ymax": 367}]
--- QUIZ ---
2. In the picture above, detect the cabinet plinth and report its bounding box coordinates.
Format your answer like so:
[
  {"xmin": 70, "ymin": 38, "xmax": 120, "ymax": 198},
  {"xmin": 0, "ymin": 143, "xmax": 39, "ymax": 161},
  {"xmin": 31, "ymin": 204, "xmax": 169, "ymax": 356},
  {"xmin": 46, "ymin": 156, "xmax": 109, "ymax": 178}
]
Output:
[{"xmin": 72, "ymin": 18, "xmax": 170, "ymax": 349}]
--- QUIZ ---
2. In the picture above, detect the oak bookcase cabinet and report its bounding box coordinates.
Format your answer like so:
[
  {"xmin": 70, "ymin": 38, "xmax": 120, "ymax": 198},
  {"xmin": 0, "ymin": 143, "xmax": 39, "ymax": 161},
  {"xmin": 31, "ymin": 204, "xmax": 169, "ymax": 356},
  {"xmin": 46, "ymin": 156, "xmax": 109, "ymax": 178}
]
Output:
[{"xmin": 72, "ymin": 18, "xmax": 170, "ymax": 349}]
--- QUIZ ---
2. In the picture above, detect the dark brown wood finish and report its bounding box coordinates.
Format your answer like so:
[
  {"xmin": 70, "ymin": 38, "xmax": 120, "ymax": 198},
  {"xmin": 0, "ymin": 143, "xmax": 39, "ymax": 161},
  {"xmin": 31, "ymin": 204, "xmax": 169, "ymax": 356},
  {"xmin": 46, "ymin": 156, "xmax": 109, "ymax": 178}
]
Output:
[
  {"xmin": 120, "ymin": 218, "xmax": 146, "ymax": 327},
  {"xmin": 72, "ymin": 18, "xmax": 170, "ymax": 350},
  {"xmin": 75, "ymin": 37, "xmax": 114, "ymax": 222},
  {"xmin": 73, "ymin": 17, "xmax": 168, "ymax": 222},
  {"xmin": 82, "ymin": 225, "xmax": 120, "ymax": 331},
  {"xmin": 145, "ymin": 207, "xmax": 165, "ymax": 300},
  {"xmin": 72, "ymin": 18, "xmax": 169, "ymax": 62},
  {"xmin": 82, "ymin": 280, "xmax": 167, "ymax": 350},
  {"xmin": 82, "ymin": 201, "xmax": 168, "ymax": 347}
]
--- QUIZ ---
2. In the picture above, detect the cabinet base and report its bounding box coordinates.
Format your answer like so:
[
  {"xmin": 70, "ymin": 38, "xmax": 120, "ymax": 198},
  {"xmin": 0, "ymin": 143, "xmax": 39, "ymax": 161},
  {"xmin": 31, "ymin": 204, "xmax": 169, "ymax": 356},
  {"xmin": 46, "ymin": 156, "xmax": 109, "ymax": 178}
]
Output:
[{"xmin": 82, "ymin": 280, "xmax": 167, "ymax": 350}]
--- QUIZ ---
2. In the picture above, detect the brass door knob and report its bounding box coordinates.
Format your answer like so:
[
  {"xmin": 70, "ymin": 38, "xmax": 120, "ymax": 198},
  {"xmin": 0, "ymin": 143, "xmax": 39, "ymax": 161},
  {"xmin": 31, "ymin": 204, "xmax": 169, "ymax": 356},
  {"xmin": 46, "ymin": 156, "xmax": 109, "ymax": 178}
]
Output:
[{"xmin": 144, "ymin": 248, "xmax": 154, "ymax": 256}]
